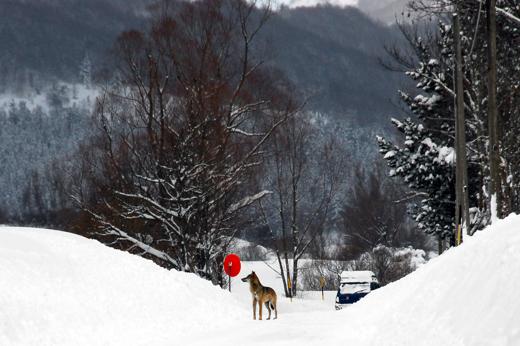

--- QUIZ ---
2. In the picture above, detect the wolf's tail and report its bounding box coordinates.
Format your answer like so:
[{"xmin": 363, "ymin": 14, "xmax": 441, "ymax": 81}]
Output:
[{"xmin": 270, "ymin": 302, "xmax": 275, "ymax": 310}]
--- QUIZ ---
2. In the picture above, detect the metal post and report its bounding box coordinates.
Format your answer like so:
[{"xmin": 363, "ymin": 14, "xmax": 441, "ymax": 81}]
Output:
[{"xmin": 228, "ymin": 262, "xmax": 232, "ymax": 292}]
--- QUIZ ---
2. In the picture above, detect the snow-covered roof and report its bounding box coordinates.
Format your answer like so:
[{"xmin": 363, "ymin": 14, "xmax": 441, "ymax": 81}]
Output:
[{"xmin": 340, "ymin": 270, "xmax": 377, "ymax": 283}]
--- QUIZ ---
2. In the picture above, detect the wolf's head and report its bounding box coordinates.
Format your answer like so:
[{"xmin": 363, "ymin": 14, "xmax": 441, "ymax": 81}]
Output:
[{"xmin": 241, "ymin": 271, "xmax": 257, "ymax": 283}]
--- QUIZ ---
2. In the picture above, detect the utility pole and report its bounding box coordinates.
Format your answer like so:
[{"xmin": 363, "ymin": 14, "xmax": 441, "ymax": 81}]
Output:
[
  {"xmin": 486, "ymin": 0, "xmax": 501, "ymax": 222},
  {"xmin": 453, "ymin": 7, "xmax": 470, "ymax": 244}
]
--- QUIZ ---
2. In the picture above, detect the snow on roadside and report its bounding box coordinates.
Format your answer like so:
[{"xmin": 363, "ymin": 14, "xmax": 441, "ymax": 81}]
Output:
[
  {"xmin": 211, "ymin": 216, "xmax": 520, "ymax": 345},
  {"xmin": 344, "ymin": 214, "xmax": 520, "ymax": 345},
  {"xmin": 0, "ymin": 227, "xmax": 245, "ymax": 346},
  {"xmin": 1, "ymin": 214, "xmax": 520, "ymax": 345}
]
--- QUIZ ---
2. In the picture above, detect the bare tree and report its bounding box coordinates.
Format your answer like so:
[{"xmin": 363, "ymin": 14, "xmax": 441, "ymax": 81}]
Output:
[
  {"xmin": 73, "ymin": 0, "xmax": 296, "ymax": 285},
  {"xmin": 258, "ymin": 113, "xmax": 345, "ymax": 297},
  {"xmin": 340, "ymin": 164, "xmax": 428, "ymax": 259}
]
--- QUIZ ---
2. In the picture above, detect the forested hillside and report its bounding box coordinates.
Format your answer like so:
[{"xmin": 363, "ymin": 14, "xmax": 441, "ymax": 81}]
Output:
[
  {"xmin": 0, "ymin": 0, "xmax": 148, "ymax": 91},
  {"xmin": 0, "ymin": 0, "xmax": 408, "ymax": 223},
  {"xmin": 268, "ymin": 5, "xmax": 407, "ymax": 121}
]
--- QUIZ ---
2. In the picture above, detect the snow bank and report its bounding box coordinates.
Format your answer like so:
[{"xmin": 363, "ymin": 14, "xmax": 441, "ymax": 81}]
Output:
[
  {"xmin": 0, "ymin": 227, "xmax": 245, "ymax": 346},
  {"xmin": 345, "ymin": 214, "xmax": 520, "ymax": 345},
  {"xmin": 2, "ymin": 214, "xmax": 520, "ymax": 345}
]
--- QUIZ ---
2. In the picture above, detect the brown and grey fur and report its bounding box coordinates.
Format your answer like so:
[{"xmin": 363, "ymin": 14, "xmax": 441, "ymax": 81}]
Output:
[{"xmin": 241, "ymin": 271, "xmax": 278, "ymax": 320}]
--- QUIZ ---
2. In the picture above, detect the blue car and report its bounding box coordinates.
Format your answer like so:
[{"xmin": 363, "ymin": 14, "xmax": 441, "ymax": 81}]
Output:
[{"xmin": 335, "ymin": 270, "xmax": 380, "ymax": 310}]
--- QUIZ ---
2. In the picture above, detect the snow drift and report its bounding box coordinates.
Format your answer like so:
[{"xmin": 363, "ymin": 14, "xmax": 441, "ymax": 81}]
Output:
[
  {"xmin": 346, "ymin": 214, "xmax": 520, "ymax": 345},
  {"xmin": 0, "ymin": 227, "xmax": 245, "ymax": 346},
  {"xmin": 1, "ymin": 214, "xmax": 520, "ymax": 345}
]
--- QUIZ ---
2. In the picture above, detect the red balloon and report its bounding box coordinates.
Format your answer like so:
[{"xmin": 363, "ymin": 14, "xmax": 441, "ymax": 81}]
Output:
[{"xmin": 223, "ymin": 253, "xmax": 241, "ymax": 277}]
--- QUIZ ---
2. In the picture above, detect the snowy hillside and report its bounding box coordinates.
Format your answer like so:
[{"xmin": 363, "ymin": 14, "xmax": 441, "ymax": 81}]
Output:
[
  {"xmin": 1, "ymin": 215, "xmax": 520, "ymax": 345},
  {"xmin": 0, "ymin": 83, "xmax": 98, "ymax": 113}
]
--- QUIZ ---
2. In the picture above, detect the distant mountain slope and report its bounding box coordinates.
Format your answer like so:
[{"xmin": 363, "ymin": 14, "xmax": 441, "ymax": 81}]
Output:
[
  {"xmin": 0, "ymin": 1, "xmax": 410, "ymax": 220},
  {"xmin": 0, "ymin": 0, "xmax": 147, "ymax": 91},
  {"xmin": 269, "ymin": 5, "xmax": 407, "ymax": 123},
  {"xmin": 0, "ymin": 1, "xmax": 407, "ymax": 124}
]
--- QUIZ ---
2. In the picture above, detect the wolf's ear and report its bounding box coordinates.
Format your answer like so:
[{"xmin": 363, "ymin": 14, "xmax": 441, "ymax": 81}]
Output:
[{"xmin": 252, "ymin": 271, "xmax": 255, "ymax": 274}]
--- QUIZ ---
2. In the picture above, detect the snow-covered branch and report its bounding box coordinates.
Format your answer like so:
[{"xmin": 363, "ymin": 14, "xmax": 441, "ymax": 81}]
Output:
[
  {"xmin": 77, "ymin": 202, "xmax": 181, "ymax": 269},
  {"xmin": 227, "ymin": 190, "xmax": 272, "ymax": 214},
  {"xmin": 473, "ymin": 1, "xmax": 520, "ymax": 26},
  {"xmin": 496, "ymin": 7, "xmax": 520, "ymax": 26}
]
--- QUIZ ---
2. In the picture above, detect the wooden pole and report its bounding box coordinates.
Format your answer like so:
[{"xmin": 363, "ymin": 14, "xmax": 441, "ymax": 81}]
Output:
[
  {"xmin": 287, "ymin": 274, "xmax": 292, "ymax": 302},
  {"xmin": 486, "ymin": 0, "xmax": 502, "ymax": 222},
  {"xmin": 320, "ymin": 276, "xmax": 325, "ymax": 301},
  {"xmin": 453, "ymin": 7, "xmax": 470, "ymax": 244}
]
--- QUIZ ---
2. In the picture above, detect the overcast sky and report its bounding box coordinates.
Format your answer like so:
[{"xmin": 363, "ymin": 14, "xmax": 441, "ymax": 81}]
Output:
[
  {"xmin": 273, "ymin": 0, "xmax": 409, "ymax": 24},
  {"xmin": 275, "ymin": 0, "xmax": 359, "ymax": 8}
]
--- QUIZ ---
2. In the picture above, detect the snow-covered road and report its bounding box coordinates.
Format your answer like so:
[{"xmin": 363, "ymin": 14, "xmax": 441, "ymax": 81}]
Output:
[
  {"xmin": 189, "ymin": 292, "xmax": 367, "ymax": 346},
  {"xmin": 1, "ymin": 215, "xmax": 519, "ymax": 345}
]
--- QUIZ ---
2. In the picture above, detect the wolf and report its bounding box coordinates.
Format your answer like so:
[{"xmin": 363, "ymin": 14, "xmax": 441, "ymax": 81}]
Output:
[{"xmin": 241, "ymin": 271, "xmax": 278, "ymax": 320}]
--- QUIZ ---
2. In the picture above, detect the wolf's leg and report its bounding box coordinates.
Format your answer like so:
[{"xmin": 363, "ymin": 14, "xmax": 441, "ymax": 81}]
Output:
[
  {"xmin": 273, "ymin": 297, "xmax": 277, "ymax": 319},
  {"xmin": 265, "ymin": 302, "xmax": 271, "ymax": 320},
  {"xmin": 259, "ymin": 299, "xmax": 263, "ymax": 320},
  {"xmin": 253, "ymin": 298, "xmax": 257, "ymax": 320}
]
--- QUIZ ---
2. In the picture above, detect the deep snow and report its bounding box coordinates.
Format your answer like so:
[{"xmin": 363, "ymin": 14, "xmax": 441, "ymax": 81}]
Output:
[
  {"xmin": 0, "ymin": 228, "xmax": 245, "ymax": 345},
  {"xmin": 1, "ymin": 215, "xmax": 520, "ymax": 345}
]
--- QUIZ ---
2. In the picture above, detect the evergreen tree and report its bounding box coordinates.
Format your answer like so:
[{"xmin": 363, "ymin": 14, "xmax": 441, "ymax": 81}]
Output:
[
  {"xmin": 377, "ymin": 119, "xmax": 454, "ymax": 247},
  {"xmin": 379, "ymin": 1, "xmax": 520, "ymax": 249}
]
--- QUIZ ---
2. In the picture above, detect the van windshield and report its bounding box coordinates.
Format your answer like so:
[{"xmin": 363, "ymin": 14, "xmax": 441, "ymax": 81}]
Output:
[{"xmin": 339, "ymin": 282, "xmax": 370, "ymax": 295}]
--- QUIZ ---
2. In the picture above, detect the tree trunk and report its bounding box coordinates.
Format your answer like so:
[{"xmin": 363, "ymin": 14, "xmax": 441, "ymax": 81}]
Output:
[
  {"xmin": 276, "ymin": 252, "xmax": 289, "ymax": 298},
  {"xmin": 284, "ymin": 253, "xmax": 292, "ymax": 298},
  {"xmin": 291, "ymin": 258, "xmax": 299, "ymax": 297}
]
